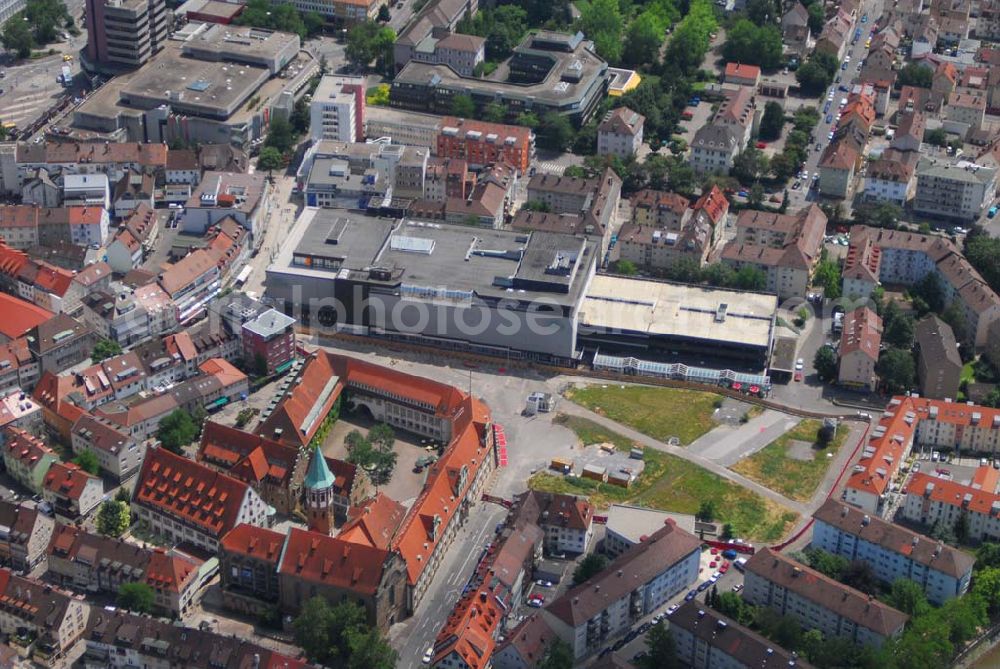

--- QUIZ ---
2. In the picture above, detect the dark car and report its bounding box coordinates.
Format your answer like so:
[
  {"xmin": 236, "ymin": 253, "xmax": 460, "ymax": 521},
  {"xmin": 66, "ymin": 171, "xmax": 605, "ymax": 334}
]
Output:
[
  {"xmin": 685, "ymin": 590, "xmax": 697, "ymax": 601},
  {"xmin": 697, "ymin": 581, "xmax": 711, "ymax": 592},
  {"xmin": 722, "ymin": 549, "xmax": 739, "ymax": 560}
]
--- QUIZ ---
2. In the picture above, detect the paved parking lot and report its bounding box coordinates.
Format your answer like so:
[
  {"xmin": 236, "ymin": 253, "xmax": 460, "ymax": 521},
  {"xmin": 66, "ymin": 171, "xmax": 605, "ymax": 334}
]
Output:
[{"xmin": 690, "ymin": 410, "xmax": 800, "ymax": 467}]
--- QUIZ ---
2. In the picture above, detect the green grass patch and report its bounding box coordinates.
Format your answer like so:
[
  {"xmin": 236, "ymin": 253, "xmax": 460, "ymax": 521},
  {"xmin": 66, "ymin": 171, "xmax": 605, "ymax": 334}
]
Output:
[
  {"xmin": 564, "ymin": 384, "xmax": 721, "ymax": 445},
  {"xmin": 729, "ymin": 419, "xmax": 848, "ymax": 502},
  {"xmin": 691, "ymin": 81, "xmax": 707, "ymax": 91},
  {"xmin": 530, "ymin": 415, "xmax": 798, "ymax": 542}
]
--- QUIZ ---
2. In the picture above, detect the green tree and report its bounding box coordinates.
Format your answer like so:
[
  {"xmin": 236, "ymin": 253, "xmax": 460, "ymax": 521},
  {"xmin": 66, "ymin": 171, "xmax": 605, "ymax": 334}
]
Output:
[
  {"xmin": 156, "ymin": 410, "xmax": 200, "ymax": 454},
  {"xmin": 817, "ymin": 421, "xmax": 836, "ymax": 445},
  {"xmin": 720, "ymin": 523, "xmax": 733, "ymax": 541},
  {"xmin": 345, "ymin": 626, "xmax": 398, "ymax": 669},
  {"xmin": 638, "ymin": 623, "xmax": 680, "ymax": 669},
  {"xmin": 515, "ymin": 111, "xmax": 540, "ymax": 128},
  {"xmin": 883, "ymin": 312, "xmax": 915, "ymax": 349},
  {"xmin": 2, "ymin": 18, "xmax": 34, "ymax": 59},
  {"xmin": 886, "ymin": 578, "xmax": 931, "ymax": 616},
  {"xmin": 722, "ymin": 592, "xmax": 758, "ymax": 625},
  {"xmin": 912, "ymin": 273, "xmax": 946, "ymax": 314},
  {"xmin": 265, "ymin": 116, "xmax": 296, "ymax": 154},
  {"xmin": 72, "ymin": 450, "xmax": 100, "ymax": 475},
  {"xmin": 723, "ymin": 20, "xmax": 783, "ymax": 69},
  {"xmin": 573, "ymin": 553, "xmax": 609, "ymax": 584},
  {"xmin": 972, "ymin": 567, "xmax": 1000, "ymax": 615},
  {"xmin": 807, "ymin": 2, "xmax": 824, "ymax": 34},
  {"xmin": 623, "ymin": 11, "xmax": 667, "ymax": 68},
  {"xmin": 841, "ymin": 560, "xmax": 878, "ymax": 594},
  {"xmin": 97, "ymin": 500, "xmax": 131, "ymax": 537},
  {"xmin": 451, "ymin": 94, "xmax": 476, "ymax": 118},
  {"xmin": 538, "ymin": 639, "xmax": 574, "ymax": 669},
  {"xmin": 746, "ymin": 0, "xmax": 780, "ymax": 25},
  {"xmin": 796, "ymin": 59, "xmax": 833, "ymax": 95},
  {"xmin": 697, "ymin": 500, "xmax": 716, "ymax": 522},
  {"xmin": 802, "ymin": 547, "xmax": 848, "ymax": 579},
  {"xmin": 615, "ymin": 259, "xmax": 638, "ymax": 276},
  {"xmin": 964, "ymin": 230, "xmax": 1000, "ymax": 294},
  {"xmin": 759, "ymin": 101, "xmax": 784, "ymax": 141},
  {"xmin": 304, "ymin": 10, "xmax": 325, "ymax": 34},
  {"xmin": 115, "ymin": 487, "xmax": 131, "ymax": 503},
  {"xmin": 897, "ymin": 63, "xmax": 933, "ymax": 89},
  {"xmin": 924, "ymin": 128, "xmax": 948, "ymax": 147},
  {"xmin": 258, "ymin": 146, "xmax": 284, "ymax": 172},
  {"xmin": 579, "ymin": 0, "xmax": 624, "ymax": 63},
  {"xmin": 376, "ymin": 4, "xmax": 390, "ymax": 22},
  {"xmin": 537, "ymin": 112, "xmax": 575, "ymax": 152},
  {"xmin": 748, "ymin": 182, "xmax": 765, "ymax": 208},
  {"xmin": 977, "ymin": 543, "xmax": 1000, "ymax": 568},
  {"xmin": 92, "ymin": 338, "xmax": 123, "ymax": 363},
  {"xmin": 813, "ymin": 346, "xmax": 837, "ymax": 381},
  {"xmin": 118, "ymin": 582, "xmax": 155, "ymax": 613},
  {"xmin": 483, "ymin": 102, "xmax": 507, "ymax": 123},
  {"xmin": 345, "ymin": 21, "xmax": 395, "ymax": 74},
  {"xmin": 877, "ymin": 348, "xmax": 916, "ymax": 394},
  {"xmin": 369, "ymin": 423, "xmax": 395, "ymax": 451},
  {"xmin": 734, "ymin": 265, "xmax": 767, "ymax": 290},
  {"xmin": 292, "ymin": 597, "xmax": 369, "ymax": 664},
  {"xmin": 732, "ymin": 147, "xmax": 769, "ymax": 184},
  {"xmin": 813, "ymin": 258, "xmax": 842, "ymax": 299}
]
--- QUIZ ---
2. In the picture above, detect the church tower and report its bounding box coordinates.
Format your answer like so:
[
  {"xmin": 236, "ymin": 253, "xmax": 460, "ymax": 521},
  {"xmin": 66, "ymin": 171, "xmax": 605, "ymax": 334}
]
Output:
[{"xmin": 304, "ymin": 445, "xmax": 336, "ymax": 536}]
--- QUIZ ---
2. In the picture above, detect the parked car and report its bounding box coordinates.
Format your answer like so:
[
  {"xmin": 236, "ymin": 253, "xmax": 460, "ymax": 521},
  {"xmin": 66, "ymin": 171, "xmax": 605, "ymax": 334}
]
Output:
[
  {"xmin": 422, "ymin": 647, "xmax": 434, "ymax": 664},
  {"xmin": 756, "ymin": 141, "xmax": 767, "ymax": 149},
  {"xmin": 685, "ymin": 590, "xmax": 697, "ymax": 601},
  {"xmin": 667, "ymin": 604, "xmax": 679, "ymax": 615},
  {"xmin": 535, "ymin": 580, "xmax": 553, "ymax": 587},
  {"xmin": 732, "ymin": 583, "xmax": 744, "ymax": 592},
  {"xmin": 722, "ymin": 549, "xmax": 738, "ymax": 560}
]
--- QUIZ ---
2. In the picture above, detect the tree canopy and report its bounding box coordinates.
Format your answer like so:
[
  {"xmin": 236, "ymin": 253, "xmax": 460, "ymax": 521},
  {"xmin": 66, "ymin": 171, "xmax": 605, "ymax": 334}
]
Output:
[
  {"xmin": 97, "ymin": 500, "xmax": 131, "ymax": 537},
  {"xmin": 118, "ymin": 582, "xmax": 155, "ymax": 613},
  {"xmin": 759, "ymin": 101, "xmax": 784, "ymax": 141},
  {"xmin": 293, "ymin": 597, "xmax": 396, "ymax": 667},
  {"xmin": 72, "ymin": 450, "xmax": 100, "ymax": 475},
  {"xmin": 573, "ymin": 553, "xmax": 609, "ymax": 584},
  {"xmin": 156, "ymin": 410, "xmax": 200, "ymax": 453},
  {"xmin": 92, "ymin": 338, "xmax": 123, "ymax": 363},
  {"xmin": 579, "ymin": 0, "xmax": 624, "ymax": 64},
  {"xmin": 723, "ymin": 19, "xmax": 783, "ymax": 69},
  {"xmin": 877, "ymin": 348, "xmax": 916, "ymax": 394},
  {"xmin": 345, "ymin": 21, "xmax": 396, "ymax": 75}
]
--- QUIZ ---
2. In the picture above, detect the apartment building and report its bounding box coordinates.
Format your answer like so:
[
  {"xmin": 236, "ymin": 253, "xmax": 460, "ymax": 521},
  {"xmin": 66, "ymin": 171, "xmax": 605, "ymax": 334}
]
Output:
[
  {"xmin": 812, "ymin": 499, "xmax": 974, "ymax": 604},
  {"xmin": 47, "ymin": 524, "xmax": 207, "ymax": 616},
  {"xmin": 394, "ymin": 0, "xmax": 481, "ymax": 72},
  {"xmin": 541, "ymin": 521, "xmax": 701, "ymax": 659},
  {"xmin": 26, "ymin": 313, "xmax": 94, "ymax": 375},
  {"xmin": 0, "ymin": 500, "xmax": 54, "ymax": 571},
  {"xmin": 525, "ymin": 168, "xmax": 621, "ymax": 252},
  {"xmin": 903, "ymin": 469, "xmax": 1000, "ymax": 543},
  {"xmin": 837, "ymin": 306, "xmax": 882, "ymax": 390},
  {"xmin": 81, "ymin": 610, "xmax": 307, "ymax": 669},
  {"xmin": 818, "ymin": 129, "xmax": 865, "ymax": 199},
  {"xmin": 744, "ymin": 549, "xmax": 908, "ymax": 648},
  {"xmin": 690, "ymin": 86, "xmax": 758, "ymax": 175},
  {"xmin": 131, "ymin": 446, "xmax": 272, "ymax": 552},
  {"xmin": 668, "ymin": 602, "xmax": 812, "ymax": 669},
  {"xmin": 2, "ymin": 426, "xmax": 57, "ymax": 494},
  {"xmin": 864, "ymin": 149, "xmax": 918, "ymax": 206},
  {"xmin": 521, "ymin": 491, "xmax": 594, "ymax": 556},
  {"xmin": 83, "ymin": 0, "xmax": 169, "ymax": 72},
  {"xmin": 842, "ymin": 226, "xmax": 1000, "ymax": 348},
  {"xmin": 437, "ymin": 117, "xmax": 534, "ymax": 173},
  {"xmin": 157, "ymin": 249, "xmax": 220, "ymax": 325},
  {"xmin": 309, "ymin": 75, "xmax": 366, "ymax": 143},
  {"xmin": 946, "ymin": 90, "xmax": 986, "ymax": 133},
  {"xmin": 720, "ymin": 205, "xmax": 827, "ymax": 299},
  {"xmin": 597, "ymin": 107, "xmax": 645, "ymax": 159},
  {"xmin": 0, "ymin": 569, "xmax": 90, "ymax": 662},
  {"xmin": 42, "ymin": 461, "xmax": 104, "ymax": 521},
  {"xmin": 913, "ymin": 160, "xmax": 998, "ymax": 222},
  {"xmin": 915, "ymin": 315, "xmax": 963, "ymax": 400},
  {"xmin": 70, "ymin": 412, "xmax": 144, "ymax": 482}
]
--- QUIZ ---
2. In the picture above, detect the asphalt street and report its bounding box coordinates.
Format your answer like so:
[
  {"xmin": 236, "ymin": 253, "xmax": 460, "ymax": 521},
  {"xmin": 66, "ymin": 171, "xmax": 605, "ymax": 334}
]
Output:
[{"xmin": 784, "ymin": 0, "xmax": 885, "ymax": 214}]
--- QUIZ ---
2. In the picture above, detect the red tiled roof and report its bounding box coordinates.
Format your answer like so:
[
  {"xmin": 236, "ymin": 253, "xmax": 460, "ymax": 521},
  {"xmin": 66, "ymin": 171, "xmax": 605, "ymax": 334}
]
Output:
[
  {"xmin": 256, "ymin": 351, "xmax": 344, "ymax": 448},
  {"xmin": 198, "ymin": 358, "xmax": 247, "ymax": 389},
  {"xmin": 391, "ymin": 395, "xmax": 492, "ymax": 585},
  {"xmin": 339, "ymin": 493, "xmax": 407, "ymax": 550},
  {"xmin": 905, "ymin": 471, "xmax": 1000, "ymax": 515},
  {"xmin": 0, "ymin": 241, "xmax": 28, "ymax": 277},
  {"xmin": 198, "ymin": 422, "xmax": 299, "ymax": 488},
  {"xmin": 133, "ymin": 446, "xmax": 252, "ymax": 537},
  {"xmin": 839, "ymin": 306, "xmax": 882, "ymax": 361},
  {"xmin": 692, "ymin": 185, "xmax": 729, "ymax": 226},
  {"xmin": 0, "ymin": 293, "xmax": 53, "ymax": 341},
  {"xmin": 31, "ymin": 263, "xmax": 74, "ymax": 297},
  {"xmin": 277, "ymin": 527, "xmax": 389, "ymax": 596},
  {"xmin": 432, "ymin": 587, "xmax": 503, "ymax": 669},
  {"xmin": 328, "ymin": 354, "xmax": 468, "ymax": 419},
  {"xmin": 220, "ymin": 523, "xmax": 286, "ymax": 564},
  {"xmin": 3, "ymin": 426, "xmax": 56, "ymax": 467},
  {"xmin": 43, "ymin": 461, "xmax": 100, "ymax": 501},
  {"xmin": 725, "ymin": 62, "xmax": 762, "ymax": 80},
  {"xmin": 164, "ymin": 332, "xmax": 197, "ymax": 362},
  {"xmin": 146, "ymin": 548, "xmax": 199, "ymax": 594}
]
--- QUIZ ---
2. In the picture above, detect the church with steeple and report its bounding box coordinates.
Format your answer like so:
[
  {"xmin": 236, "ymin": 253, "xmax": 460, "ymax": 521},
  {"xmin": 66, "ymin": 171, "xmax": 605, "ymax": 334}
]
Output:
[{"xmin": 304, "ymin": 444, "xmax": 336, "ymax": 536}]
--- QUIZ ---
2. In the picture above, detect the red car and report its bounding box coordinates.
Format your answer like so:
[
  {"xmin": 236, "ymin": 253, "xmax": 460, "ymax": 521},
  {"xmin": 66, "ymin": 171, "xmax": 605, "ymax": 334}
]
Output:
[
  {"xmin": 709, "ymin": 561, "xmax": 717, "ymax": 568},
  {"xmin": 755, "ymin": 141, "xmax": 767, "ymax": 149},
  {"xmin": 720, "ymin": 563, "xmax": 730, "ymax": 574},
  {"xmin": 710, "ymin": 548, "xmax": 719, "ymax": 555},
  {"xmin": 794, "ymin": 371, "xmax": 804, "ymax": 382}
]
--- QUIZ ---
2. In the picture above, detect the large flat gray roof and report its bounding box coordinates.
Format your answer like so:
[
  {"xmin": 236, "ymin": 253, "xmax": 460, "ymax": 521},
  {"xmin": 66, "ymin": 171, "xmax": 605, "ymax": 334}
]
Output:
[
  {"xmin": 119, "ymin": 45, "xmax": 269, "ymax": 118},
  {"xmin": 277, "ymin": 208, "xmax": 596, "ymax": 307},
  {"xmin": 579, "ymin": 275, "xmax": 777, "ymax": 349}
]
